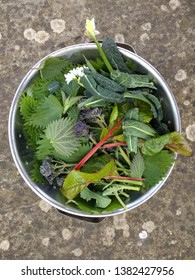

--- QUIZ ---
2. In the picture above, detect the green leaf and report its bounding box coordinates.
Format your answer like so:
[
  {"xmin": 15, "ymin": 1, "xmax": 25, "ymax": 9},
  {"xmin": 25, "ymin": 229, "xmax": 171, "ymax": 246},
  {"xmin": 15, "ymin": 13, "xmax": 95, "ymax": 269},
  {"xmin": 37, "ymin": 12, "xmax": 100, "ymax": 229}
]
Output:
[
  {"xmin": 81, "ymin": 154, "xmax": 115, "ymax": 173},
  {"xmin": 20, "ymin": 95, "xmax": 38, "ymax": 120},
  {"xmin": 123, "ymin": 108, "xmax": 139, "ymax": 153},
  {"xmin": 39, "ymin": 57, "xmax": 71, "ymax": 80},
  {"xmin": 111, "ymin": 70, "xmax": 156, "ymax": 89},
  {"xmin": 61, "ymin": 160, "xmax": 118, "ymax": 200},
  {"xmin": 143, "ymin": 150, "xmax": 175, "ymax": 188},
  {"xmin": 45, "ymin": 118, "xmax": 80, "ymax": 157},
  {"xmin": 63, "ymin": 95, "xmax": 82, "ymax": 115},
  {"xmin": 29, "ymin": 95, "xmax": 63, "ymax": 128},
  {"xmin": 80, "ymin": 188, "xmax": 111, "ymax": 208},
  {"xmin": 62, "ymin": 80, "xmax": 80, "ymax": 97},
  {"xmin": 165, "ymin": 132, "xmax": 192, "ymax": 156},
  {"xmin": 109, "ymin": 103, "xmax": 118, "ymax": 124},
  {"xmin": 80, "ymin": 75, "xmax": 126, "ymax": 103},
  {"xmin": 130, "ymin": 150, "xmax": 145, "ymax": 178},
  {"xmin": 122, "ymin": 120, "xmax": 157, "ymax": 139},
  {"xmin": 84, "ymin": 68, "xmax": 125, "ymax": 93},
  {"xmin": 124, "ymin": 91, "xmax": 158, "ymax": 118},
  {"xmin": 139, "ymin": 131, "xmax": 192, "ymax": 156},
  {"xmin": 56, "ymin": 143, "xmax": 92, "ymax": 163},
  {"xmin": 102, "ymin": 37, "xmax": 132, "ymax": 73},
  {"xmin": 35, "ymin": 136, "xmax": 54, "ymax": 160}
]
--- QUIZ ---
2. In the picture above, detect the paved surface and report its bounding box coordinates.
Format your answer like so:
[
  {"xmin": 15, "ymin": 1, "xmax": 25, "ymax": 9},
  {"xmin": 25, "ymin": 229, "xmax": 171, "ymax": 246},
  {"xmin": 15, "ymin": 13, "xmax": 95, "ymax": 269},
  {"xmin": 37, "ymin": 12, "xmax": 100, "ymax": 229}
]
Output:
[{"xmin": 0, "ymin": 0, "xmax": 195, "ymax": 259}]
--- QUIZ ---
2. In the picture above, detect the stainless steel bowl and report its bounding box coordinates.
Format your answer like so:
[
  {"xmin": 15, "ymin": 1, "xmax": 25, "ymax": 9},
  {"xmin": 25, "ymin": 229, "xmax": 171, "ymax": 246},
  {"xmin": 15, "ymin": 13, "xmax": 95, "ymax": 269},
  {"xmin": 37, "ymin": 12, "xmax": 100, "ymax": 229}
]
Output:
[{"xmin": 8, "ymin": 43, "xmax": 181, "ymax": 219}]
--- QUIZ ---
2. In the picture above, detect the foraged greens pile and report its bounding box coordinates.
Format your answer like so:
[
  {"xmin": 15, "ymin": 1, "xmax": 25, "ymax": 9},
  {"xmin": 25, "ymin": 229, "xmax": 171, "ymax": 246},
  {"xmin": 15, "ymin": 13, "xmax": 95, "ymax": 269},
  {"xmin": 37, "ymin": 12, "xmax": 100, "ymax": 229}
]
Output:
[{"xmin": 19, "ymin": 18, "xmax": 192, "ymax": 213}]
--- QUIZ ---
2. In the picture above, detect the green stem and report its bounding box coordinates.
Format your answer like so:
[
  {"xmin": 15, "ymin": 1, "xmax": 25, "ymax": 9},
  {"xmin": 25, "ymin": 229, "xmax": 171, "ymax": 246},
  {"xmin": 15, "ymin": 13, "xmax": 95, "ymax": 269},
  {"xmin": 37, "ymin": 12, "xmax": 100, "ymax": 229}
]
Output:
[
  {"xmin": 114, "ymin": 191, "xmax": 128, "ymax": 210},
  {"xmin": 118, "ymin": 146, "xmax": 131, "ymax": 166},
  {"xmin": 92, "ymin": 35, "xmax": 113, "ymax": 73}
]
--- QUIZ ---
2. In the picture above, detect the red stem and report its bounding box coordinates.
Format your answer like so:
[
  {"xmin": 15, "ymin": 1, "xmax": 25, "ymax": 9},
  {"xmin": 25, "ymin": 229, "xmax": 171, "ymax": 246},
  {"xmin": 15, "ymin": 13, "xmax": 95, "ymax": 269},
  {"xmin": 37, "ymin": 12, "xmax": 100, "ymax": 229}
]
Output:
[
  {"xmin": 74, "ymin": 118, "xmax": 124, "ymax": 170},
  {"xmin": 102, "ymin": 142, "xmax": 126, "ymax": 149}
]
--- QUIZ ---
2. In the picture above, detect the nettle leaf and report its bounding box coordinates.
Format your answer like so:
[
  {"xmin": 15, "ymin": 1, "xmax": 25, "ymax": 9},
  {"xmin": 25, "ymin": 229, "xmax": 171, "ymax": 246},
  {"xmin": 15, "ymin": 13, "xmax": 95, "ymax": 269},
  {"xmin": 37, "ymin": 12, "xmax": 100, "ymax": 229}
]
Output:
[
  {"xmin": 80, "ymin": 188, "xmax": 111, "ymax": 208},
  {"xmin": 143, "ymin": 150, "xmax": 175, "ymax": 189},
  {"xmin": 20, "ymin": 95, "xmax": 38, "ymax": 120},
  {"xmin": 35, "ymin": 136, "xmax": 54, "ymax": 160},
  {"xmin": 61, "ymin": 160, "xmax": 118, "ymax": 200},
  {"xmin": 130, "ymin": 149, "xmax": 145, "ymax": 178},
  {"xmin": 111, "ymin": 70, "xmax": 156, "ymax": 89},
  {"xmin": 56, "ymin": 143, "xmax": 92, "ymax": 163},
  {"xmin": 39, "ymin": 57, "xmax": 72, "ymax": 80},
  {"xmin": 45, "ymin": 118, "xmax": 80, "ymax": 158},
  {"xmin": 29, "ymin": 95, "xmax": 63, "ymax": 128}
]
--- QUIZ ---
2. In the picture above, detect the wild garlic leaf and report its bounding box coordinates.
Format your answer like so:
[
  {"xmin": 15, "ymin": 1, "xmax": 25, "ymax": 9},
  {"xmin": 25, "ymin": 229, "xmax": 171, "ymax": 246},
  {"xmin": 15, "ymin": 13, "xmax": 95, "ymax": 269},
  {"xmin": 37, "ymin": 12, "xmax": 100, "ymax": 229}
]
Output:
[
  {"xmin": 123, "ymin": 108, "xmax": 139, "ymax": 153},
  {"xmin": 80, "ymin": 188, "xmax": 111, "ymax": 208},
  {"xmin": 62, "ymin": 80, "xmax": 80, "ymax": 97},
  {"xmin": 63, "ymin": 95, "xmax": 83, "ymax": 115},
  {"xmin": 29, "ymin": 95, "xmax": 63, "ymax": 128},
  {"xmin": 143, "ymin": 150, "xmax": 175, "ymax": 189},
  {"xmin": 111, "ymin": 70, "xmax": 157, "ymax": 89},
  {"xmin": 39, "ymin": 57, "xmax": 72, "ymax": 80},
  {"xmin": 122, "ymin": 120, "xmax": 157, "ymax": 139},
  {"xmin": 130, "ymin": 150, "xmax": 145, "ymax": 178},
  {"xmin": 124, "ymin": 91, "xmax": 158, "ymax": 118},
  {"xmin": 45, "ymin": 118, "xmax": 80, "ymax": 158}
]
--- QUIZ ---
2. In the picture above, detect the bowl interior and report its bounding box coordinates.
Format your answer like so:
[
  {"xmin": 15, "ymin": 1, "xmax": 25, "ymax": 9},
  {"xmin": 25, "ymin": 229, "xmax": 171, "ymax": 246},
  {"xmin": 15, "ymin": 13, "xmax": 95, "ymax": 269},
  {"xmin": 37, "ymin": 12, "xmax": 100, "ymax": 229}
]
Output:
[{"xmin": 9, "ymin": 43, "xmax": 181, "ymax": 218}]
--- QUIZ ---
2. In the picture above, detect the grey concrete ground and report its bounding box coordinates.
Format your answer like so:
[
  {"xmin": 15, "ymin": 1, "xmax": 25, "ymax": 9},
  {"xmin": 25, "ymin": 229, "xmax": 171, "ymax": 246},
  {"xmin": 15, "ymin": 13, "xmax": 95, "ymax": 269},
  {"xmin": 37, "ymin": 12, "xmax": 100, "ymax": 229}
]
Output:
[{"xmin": 0, "ymin": 0, "xmax": 195, "ymax": 259}]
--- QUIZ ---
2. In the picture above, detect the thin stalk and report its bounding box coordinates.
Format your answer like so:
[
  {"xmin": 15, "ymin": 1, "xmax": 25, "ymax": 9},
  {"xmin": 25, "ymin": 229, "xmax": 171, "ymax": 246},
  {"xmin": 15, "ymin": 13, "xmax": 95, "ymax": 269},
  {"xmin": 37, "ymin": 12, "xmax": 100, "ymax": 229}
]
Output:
[
  {"xmin": 92, "ymin": 35, "xmax": 113, "ymax": 73},
  {"xmin": 114, "ymin": 191, "xmax": 128, "ymax": 210},
  {"xmin": 118, "ymin": 146, "xmax": 131, "ymax": 166}
]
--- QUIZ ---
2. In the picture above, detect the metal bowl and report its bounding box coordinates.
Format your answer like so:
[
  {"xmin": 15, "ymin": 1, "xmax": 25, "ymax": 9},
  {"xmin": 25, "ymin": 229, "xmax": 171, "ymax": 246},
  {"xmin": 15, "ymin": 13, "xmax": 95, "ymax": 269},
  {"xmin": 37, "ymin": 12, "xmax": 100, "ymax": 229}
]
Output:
[{"xmin": 8, "ymin": 43, "xmax": 181, "ymax": 219}]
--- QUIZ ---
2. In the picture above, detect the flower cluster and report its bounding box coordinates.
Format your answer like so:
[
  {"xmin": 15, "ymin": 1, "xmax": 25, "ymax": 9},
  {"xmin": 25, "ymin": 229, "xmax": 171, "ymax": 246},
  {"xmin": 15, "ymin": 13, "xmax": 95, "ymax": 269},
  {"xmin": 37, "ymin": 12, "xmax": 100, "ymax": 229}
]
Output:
[
  {"xmin": 74, "ymin": 120, "xmax": 89, "ymax": 139},
  {"xmin": 80, "ymin": 108, "xmax": 106, "ymax": 126},
  {"xmin": 64, "ymin": 66, "xmax": 88, "ymax": 84}
]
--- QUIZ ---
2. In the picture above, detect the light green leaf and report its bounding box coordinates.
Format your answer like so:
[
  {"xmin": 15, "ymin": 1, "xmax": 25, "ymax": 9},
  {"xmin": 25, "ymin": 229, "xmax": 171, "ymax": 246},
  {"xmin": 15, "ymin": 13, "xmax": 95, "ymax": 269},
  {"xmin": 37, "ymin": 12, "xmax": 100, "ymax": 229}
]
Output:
[
  {"xmin": 61, "ymin": 160, "xmax": 118, "ymax": 200},
  {"xmin": 45, "ymin": 118, "xmax": 80, "ymax": 157},
  {"xmin": 29, "ymin": 95, "xmax": 63, "ymax": 128},
  {"xmin": 130, "ymin": 150, "xmax": 145, "ymax": 178},
  {"xmin": 63, "ymin": 95, "xmax": 83, "ymax": 115},
  {"xmin": 109, "ymin": 103, "xmax": 118, "ymax": 123},
  {"xmin": 80, "ymin": 188, "xmax": 111, "ymax": 208},
  {"xmin": 62, "ymin": 80, "xmax": 80, "ymax": 97}
]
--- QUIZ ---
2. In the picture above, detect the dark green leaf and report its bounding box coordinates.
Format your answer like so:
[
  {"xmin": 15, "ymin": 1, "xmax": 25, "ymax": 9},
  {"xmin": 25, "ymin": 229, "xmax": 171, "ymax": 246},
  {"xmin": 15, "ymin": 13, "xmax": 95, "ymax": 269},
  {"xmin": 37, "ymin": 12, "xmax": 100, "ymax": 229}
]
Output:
[
  {"xmin": 111, "ymin": 70, "xmax": 157, "ymax": 89},
  {"xmin": 102, "ymin": 37, "xmax": 132, "ymax": 73},
  {"xmin": 123, "ymin": 120, "xmax": 157, "ymax": 139}
]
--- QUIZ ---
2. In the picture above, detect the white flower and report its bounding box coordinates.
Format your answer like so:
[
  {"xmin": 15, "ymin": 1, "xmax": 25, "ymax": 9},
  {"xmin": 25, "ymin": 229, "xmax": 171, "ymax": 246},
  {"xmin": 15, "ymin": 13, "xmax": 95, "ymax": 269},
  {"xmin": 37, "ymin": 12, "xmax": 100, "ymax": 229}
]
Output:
[
  {"xmin": 64, "ymin": 66, "xmax": 88, "ymax": 84},
  {"xmin": 85, "ymin": 17, "xmax": 99, "ymax": 38}
]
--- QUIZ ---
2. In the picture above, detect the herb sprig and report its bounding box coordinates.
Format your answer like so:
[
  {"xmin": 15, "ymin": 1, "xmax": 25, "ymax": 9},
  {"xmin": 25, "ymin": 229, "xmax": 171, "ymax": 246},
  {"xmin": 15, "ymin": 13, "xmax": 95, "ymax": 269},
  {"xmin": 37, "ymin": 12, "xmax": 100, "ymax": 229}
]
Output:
[{"xmin": 19, "ymin": 18, "xmax": 192, "ymax": 213}]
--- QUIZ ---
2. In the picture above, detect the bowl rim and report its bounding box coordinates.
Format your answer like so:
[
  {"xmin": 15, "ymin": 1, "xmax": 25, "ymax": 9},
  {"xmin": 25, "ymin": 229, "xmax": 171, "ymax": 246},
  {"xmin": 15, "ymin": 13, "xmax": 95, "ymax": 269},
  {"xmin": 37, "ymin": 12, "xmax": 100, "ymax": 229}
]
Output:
[{"xmin": 8, "ymin": 42, "xmax": 181, "ymax": 218}]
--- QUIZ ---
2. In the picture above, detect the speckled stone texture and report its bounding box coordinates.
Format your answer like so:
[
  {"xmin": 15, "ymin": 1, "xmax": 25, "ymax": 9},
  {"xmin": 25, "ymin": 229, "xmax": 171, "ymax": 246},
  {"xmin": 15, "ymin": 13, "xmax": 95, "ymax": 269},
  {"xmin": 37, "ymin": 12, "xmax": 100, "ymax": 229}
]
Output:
[{"xmin": 0, "ymin": 0, "xmax": 194, "ymax": 260}]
